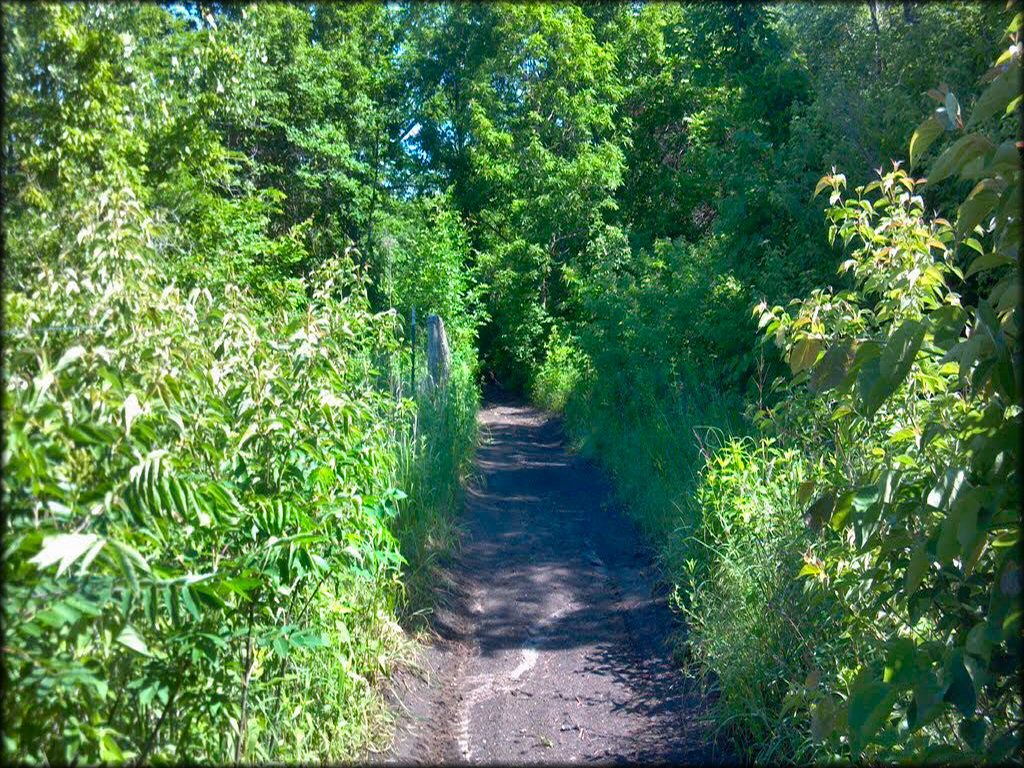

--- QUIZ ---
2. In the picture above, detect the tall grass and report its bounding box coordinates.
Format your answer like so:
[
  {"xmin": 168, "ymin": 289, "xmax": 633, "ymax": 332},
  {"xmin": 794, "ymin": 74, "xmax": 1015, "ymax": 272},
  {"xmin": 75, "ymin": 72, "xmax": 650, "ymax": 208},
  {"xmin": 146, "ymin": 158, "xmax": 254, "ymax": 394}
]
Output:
[
  {"xmin": 392, "ymin": 349, "xmax": 480, "ymax": 628},
  {"xmin": 676, "ymin": 436, "xmax": 848, "ymax": 763}
]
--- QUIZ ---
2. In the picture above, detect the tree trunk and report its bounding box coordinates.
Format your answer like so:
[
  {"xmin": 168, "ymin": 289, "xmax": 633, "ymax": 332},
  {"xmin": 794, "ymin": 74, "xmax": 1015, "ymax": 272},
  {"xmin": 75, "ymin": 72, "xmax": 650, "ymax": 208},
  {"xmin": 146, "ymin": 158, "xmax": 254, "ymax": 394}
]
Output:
[
  {"xmin": 363, "ymin": 121, "xmax": 381, "ymax": 269},
  {"xmin": 902, "ymin": 1, "xmax": 916, "ymax": 25},
  {"xmin": 868, "ymin": 1, "xmax": 884, "ymax": 76}
]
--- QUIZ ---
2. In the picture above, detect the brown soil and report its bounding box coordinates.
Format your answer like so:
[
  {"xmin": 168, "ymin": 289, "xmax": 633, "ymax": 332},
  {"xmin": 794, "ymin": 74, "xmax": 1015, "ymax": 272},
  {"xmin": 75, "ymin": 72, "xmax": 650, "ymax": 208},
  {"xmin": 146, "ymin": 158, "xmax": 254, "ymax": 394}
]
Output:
[{"xmin": 381, "ymin": 393, "xmax": 730, "ymax": 765}]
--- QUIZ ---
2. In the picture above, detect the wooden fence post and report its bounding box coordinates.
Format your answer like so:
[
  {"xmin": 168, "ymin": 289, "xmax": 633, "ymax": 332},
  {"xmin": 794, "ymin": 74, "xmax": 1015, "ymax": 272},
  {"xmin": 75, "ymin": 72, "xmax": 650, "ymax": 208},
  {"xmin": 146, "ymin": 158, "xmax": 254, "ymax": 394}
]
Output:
[{"xmin": 426, "ymin": 314, "xmax": 451, "ymax": 388}]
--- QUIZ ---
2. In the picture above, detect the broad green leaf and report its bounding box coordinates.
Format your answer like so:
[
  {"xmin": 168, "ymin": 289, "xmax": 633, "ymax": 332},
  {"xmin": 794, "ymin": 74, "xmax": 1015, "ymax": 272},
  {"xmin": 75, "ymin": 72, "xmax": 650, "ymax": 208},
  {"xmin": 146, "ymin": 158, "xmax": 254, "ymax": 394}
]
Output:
[
  {"xmin": 967, "ymin": 65, "xmax": 1020, "ymax": 128},
  {"xmin": 944, "ymin": 91, "xmax": 961, "ymax": 128},
  {"xmin": 905, "ymin": 542, "xmax": 929, "ymax": 595},
  {"xmin": 847, "ymin": 679, "xmax": 897, "ymax": 747},
  {"xmin": 798, "ymin": 562, "xmax": 822, "ymax": 578},
  {"xmin": 943, "ymin": 650, "xmax": 976, "ymax": 717},
  {"xmin": 882, "ymin": 638, "xmax": 916, "ymax": 686},
  {"xmin": 30, "ymin": 371, "xmax": 55, "ymax": 409},
  {"xmin": 927, "ymin": 468, "xmax": 968, "ymax": 511},
  {"xmin": 909, "ymin": 672, "xmax": 947, "ymax": 731},
  {"xmin": 99, "ymin": 733, "xmax": 125, "ymax": 763},
  {"xmin": 965, "ymin": 621, "xmax": 991, "ymax": 660},
  {"xmin": 809, "ymin": 339, "xmax": 857, "ymax": 393},
  {"xmin": 181, "ymin": 585, "xmax": 202, "ymax": 621},
  {"xmin": 858, "ymin": 320, "xmax": 925, "ymax": 417},
  {"xmin": 831, "ymin": 490, "xmax": 854, "ymax": 531},
  {"xmin": 36, "ymin": 602, "xmax": 83, "ymax": 629},
  {"xmin": 909, "ymin": 117, "xmax": 944, "ymax": 168},
  {"xmin": 937, "ymin": 506, "xmax": 963, "ymax": 565},
  {"xmin": 290, "ymin": 631, "xmax": 328, "ymax": 649},
  {"xmin": 957, "ymin": 189, "xmax": 1000, "ymax": 238},
  {"xmin": 957, "ymin": 498, "xmax": 980, "ymax": 555},
  {"xmin": 928, "ymin": 134, "xmax": 994, "ymax": 185},
  {"xmin": 965, "ymin": 249, "xmax": 1015, "ymax": 279},
  {"xmin": 851, "ymin": 484, "xmax": 880, "ymax": 515},
  {"xmin": 116, "ymin": 625, "xmax": 152, "ymax": 657},
  {"xmin": 789, "ymin": 337, "xmax": 822, "ymax": 374},
  {"xmin": 110, "ymin": 539, "xmax": 152, "ymax": 574}
]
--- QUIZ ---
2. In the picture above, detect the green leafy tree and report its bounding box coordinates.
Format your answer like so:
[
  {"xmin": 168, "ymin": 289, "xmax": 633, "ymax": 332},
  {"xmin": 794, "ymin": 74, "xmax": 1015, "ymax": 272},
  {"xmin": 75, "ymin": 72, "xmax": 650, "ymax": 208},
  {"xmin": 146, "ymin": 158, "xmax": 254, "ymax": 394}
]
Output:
[
  {"xmin": 401, "ymin": 3, "xmax": 624, "ymax": 383},
  {"xmin": 757, "ymin": 16, "xmax": 1021, "ymax": 758}
]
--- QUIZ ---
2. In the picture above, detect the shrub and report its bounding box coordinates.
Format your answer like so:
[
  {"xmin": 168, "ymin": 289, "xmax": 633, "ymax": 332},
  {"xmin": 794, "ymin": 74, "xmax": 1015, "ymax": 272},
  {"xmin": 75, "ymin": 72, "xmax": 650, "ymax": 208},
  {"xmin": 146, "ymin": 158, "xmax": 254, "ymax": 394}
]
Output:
[
  {"xmin": 392, "ymin": 346, "xmax": 481, "ymax": 617},
  {"xmin": 751, "ymin": 26, "xmax": 1022, "ymax": 757},
  {"xmin": 531, "ymin": 326, "xmax": 590, "ymax": 413},
  {"xmin": 677, "ymin": 437, "xmax": 836, "ymax": 763},
  {"xmin": 2, "ymin": 185, "xmax": 429, "ymax": 762}
]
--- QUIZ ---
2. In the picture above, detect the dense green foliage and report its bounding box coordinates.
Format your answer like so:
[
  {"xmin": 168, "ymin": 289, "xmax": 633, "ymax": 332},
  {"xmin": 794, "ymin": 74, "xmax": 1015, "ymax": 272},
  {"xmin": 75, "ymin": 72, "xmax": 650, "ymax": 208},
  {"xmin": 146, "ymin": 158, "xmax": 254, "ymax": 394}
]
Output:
[
  {"xmin": 527, "ymin": 5, "xmax": 1022, "ymax": 763},
  {"xmin": 3, "ymin": 1, "xmax": 1021, "ymax": 764},
  {"xmin": 3, "ymin": 3, "xmax": 477, "ymax": 762}
]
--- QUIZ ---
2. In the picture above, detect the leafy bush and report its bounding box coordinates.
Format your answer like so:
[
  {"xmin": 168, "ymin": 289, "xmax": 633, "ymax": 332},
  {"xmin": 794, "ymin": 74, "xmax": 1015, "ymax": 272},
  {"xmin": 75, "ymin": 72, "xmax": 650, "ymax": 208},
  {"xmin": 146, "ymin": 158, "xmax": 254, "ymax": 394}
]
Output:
[
  {"xmin": 1, "ymin": 178, "xmax": 430, "ymax": 761},
  {"xmin": 392, "ymin": 347, "xmax": 481, "ymax": 617},
  {"xmin": 686, "ymin": 22, "xmax": 1022, "ymax": 761},
  {"xmin": 531, "ymin": 326, "xmax": 590, "ymax": 413},
  {"xmin": 753, "ymin": 27, "xmax": 1021, "ymax": 755},
  {"xmin": 677, "ymin": 437, "xmax": 834, "ymax": 763}
]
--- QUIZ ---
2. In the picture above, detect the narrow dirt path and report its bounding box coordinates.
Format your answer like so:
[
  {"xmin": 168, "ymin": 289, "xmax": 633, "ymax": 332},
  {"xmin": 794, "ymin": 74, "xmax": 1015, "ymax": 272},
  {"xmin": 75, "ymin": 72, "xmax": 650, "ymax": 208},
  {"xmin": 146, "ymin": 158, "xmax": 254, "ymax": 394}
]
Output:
[{"xmin": 385, "ymin": 394, "xmax": 724, "ymax": 764}]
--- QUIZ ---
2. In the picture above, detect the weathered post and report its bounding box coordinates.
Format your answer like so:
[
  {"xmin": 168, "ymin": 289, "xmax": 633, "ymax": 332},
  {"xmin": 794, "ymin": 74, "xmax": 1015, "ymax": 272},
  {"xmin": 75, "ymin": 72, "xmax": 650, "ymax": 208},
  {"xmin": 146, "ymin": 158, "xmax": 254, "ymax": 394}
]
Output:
[
  {"xmin": 410, "ymin": 307, "xmax": 416, "ymax": 394},
  {"xmin": 426, "ymin": 314, "xmax": 451, "ymax": 388}
]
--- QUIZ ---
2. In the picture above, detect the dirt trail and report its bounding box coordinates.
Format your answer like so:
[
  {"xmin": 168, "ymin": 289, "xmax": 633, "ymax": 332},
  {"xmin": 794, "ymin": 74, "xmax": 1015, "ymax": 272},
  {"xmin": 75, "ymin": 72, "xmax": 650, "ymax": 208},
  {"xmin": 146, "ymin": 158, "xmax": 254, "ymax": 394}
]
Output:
[{"xmin": 384, "ymin": 393, "xmax": 724, "ymax": 765}]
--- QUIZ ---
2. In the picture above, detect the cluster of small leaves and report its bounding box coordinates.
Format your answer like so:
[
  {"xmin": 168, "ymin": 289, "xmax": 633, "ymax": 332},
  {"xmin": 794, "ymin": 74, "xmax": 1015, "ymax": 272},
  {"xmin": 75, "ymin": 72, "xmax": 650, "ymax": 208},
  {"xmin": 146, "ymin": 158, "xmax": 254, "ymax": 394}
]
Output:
[{"xmin": 755, "ymin": 17, "xmax": 1021, "ymax": 761}]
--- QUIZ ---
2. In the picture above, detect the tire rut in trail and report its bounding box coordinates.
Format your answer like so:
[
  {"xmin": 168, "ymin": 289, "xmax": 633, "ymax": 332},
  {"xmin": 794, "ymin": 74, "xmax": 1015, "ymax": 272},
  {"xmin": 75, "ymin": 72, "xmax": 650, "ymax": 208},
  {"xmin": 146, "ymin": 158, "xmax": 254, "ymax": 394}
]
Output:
[{"xmin": 383, "ymin": 394, "xmax": 726, "ymax": 765}]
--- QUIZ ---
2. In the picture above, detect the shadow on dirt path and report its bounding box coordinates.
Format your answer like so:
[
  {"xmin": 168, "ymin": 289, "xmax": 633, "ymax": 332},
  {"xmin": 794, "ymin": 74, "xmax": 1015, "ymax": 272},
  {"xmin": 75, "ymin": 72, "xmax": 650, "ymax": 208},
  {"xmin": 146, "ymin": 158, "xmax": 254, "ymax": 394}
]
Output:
[{"xmin": 383, "ymin": 393, "xmax": 729, "ymax": 765}]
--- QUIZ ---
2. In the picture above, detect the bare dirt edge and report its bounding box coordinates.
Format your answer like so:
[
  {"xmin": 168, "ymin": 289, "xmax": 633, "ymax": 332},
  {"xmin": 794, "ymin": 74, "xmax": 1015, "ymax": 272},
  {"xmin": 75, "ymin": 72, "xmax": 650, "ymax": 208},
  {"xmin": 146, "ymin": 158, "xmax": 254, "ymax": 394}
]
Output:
[
  {"xmin": 373, "ymin": 445, "xmax": 485, "ymax": 766},
  {"xmin": 382, "ymin": 549, "xmax": 477, "ymax": 765}
]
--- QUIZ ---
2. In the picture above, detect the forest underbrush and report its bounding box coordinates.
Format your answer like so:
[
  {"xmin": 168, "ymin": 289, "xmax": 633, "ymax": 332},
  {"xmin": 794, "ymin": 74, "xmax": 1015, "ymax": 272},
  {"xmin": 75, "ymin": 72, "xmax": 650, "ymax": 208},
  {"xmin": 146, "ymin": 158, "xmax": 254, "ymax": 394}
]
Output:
[{"xmin": 534, "ymin": 13, "xmax": 1021, "ymax": 760}]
